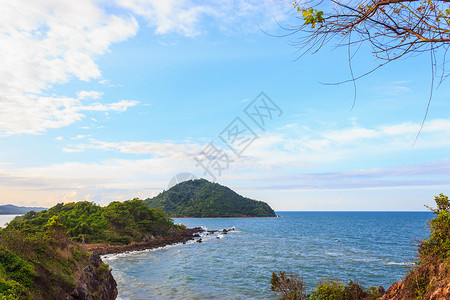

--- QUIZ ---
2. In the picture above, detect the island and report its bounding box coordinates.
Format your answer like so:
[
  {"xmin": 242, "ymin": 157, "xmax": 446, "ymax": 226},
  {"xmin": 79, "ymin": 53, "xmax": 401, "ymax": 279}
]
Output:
[
  {"xmin": 0, "ymin": 204, "xmax": 46, "ymax": 215},
  {"xmin": 144, "ymin": 178, "xmax": 276, "ymax": 218}
]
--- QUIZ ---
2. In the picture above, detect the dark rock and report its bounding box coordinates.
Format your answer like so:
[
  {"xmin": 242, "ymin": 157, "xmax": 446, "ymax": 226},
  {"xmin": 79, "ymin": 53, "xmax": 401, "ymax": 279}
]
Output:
[
  {"xmin": 196, "ymin": 239, "xmax": 202, "ymax": 243},
  {"xmin": 377, "ymin": 285, "xmax": 385, "ymax": 295},
  {"xmin": 86, "ymin": 227, "xmax": 205, "ymax": 255},
  {"xmin": 67, "ymin": 252, "xmax": 117, "ymax": 300}
]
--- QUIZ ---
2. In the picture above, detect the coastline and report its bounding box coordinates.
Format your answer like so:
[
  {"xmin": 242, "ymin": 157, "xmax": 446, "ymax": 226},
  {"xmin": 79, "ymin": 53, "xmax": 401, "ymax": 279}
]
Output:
[
  {"xmin": 172, "ymin": 215, "xmax": 277, "ymax": 218},
  {"xmin": 85, "ymin": 227, "xmax": 204, "ymax": 255}
]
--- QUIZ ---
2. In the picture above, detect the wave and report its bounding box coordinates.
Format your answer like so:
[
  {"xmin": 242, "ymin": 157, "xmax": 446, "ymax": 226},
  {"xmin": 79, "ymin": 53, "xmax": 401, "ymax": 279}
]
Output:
[
  {"xmin": 101, "ymin": 241, "xmax": 193, "ymax": 261},
  {"xmin": 384, "ymin": 262, "xmax": 416, "ymax": 266}
]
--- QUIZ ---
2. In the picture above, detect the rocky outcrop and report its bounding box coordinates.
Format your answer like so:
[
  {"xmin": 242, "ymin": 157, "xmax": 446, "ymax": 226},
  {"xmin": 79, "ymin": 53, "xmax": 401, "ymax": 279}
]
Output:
[
  {"xmin": 379, "ymin": 281, "xmax": 407, "ymax": 300},
  {"xmin": 86, "ymin": 227, "xmax": 205, "ymax": 255},
  {"xmin": 380, "ymin": 262, "xmax": 450, "ymax": 300},
  {"xmin": 67, "ymin": 253, "xmax": 117, "ymax": 300}
]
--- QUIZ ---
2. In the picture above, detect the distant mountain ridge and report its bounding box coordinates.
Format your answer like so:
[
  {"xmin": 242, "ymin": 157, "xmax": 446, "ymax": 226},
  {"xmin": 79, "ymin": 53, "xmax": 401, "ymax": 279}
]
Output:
[
  {"xmin": 144, "ymin": 179, "xmax": 276, "ymax": 217},
  {"xmin": 0, "ymin": 204, "xmax": 47, "ymax": 215}
]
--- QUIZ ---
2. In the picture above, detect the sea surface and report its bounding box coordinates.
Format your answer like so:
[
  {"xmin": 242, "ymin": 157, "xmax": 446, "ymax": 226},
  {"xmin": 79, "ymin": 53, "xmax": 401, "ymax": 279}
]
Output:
[
  {"xmin": 104, "ymin": 212, "xmax": 433, "ymax": 300},
  {"xmin": 0, "ymin": 214, "xmax": 21, "ymax": 227}
]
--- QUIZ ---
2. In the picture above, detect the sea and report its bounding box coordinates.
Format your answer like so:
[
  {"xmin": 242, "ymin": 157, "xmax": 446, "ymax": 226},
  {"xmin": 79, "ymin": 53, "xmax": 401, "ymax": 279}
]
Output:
[
  {"xmin": 0, "ymin": 214, "xmax": 20, "ymax": 227},
  {"xmin": 104, "ymin": 212, "xmax": 433, "ymax": 300}
]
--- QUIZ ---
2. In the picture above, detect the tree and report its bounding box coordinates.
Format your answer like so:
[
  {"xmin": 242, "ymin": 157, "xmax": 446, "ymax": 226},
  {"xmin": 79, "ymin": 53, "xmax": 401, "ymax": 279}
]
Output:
[
  {"xmin": 270, "ymin": 271, "xmax": 307, "ymax": 300},
  {"xmin": 289, "ymin": 0, "xmax": 450, "ymax": 138},
  {"xmin": 292, "ymin": 0, "xmax": 450, "ymax": 62},
  {"xmin": 419, "ymin": 193, "xmax": 450, "ymax": 261}
]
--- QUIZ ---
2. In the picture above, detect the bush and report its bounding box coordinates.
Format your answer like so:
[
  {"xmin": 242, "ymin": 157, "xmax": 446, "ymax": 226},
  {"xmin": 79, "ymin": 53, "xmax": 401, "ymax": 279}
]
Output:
[
  {"xmin": 7, "ymin": 199, "xmax": 177, "ymax": 244},
  {"xmin": 0, "ymin": 279, "xmax": 32, "ymax": 299},
  {"xmin": 271, "ymin": 271, "xmax": 307, "ymax": 300},
  {"xmin": 419, "ymin": 193, "xmax": 450, "ymax": 262},
  {"xmin": 271, "ymin": 275, "xmax": 380, "ymax": 300}
]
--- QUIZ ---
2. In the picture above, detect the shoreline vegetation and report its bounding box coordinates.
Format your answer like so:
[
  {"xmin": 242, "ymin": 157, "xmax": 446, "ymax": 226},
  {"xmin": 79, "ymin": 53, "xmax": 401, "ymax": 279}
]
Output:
[
  {"xmin": 270, "ymin": 193, "xmax": 450, "ymax": 300},
  {"xmin": 0, "ymin": 199, "xmax": 203, "ymax": 299}
]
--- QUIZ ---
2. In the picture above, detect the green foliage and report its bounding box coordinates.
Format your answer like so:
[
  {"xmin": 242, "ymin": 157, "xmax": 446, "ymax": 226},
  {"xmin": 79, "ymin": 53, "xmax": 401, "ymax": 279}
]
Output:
[
  {"xmin": 0, "ymin": 199, "xmax": 177, "ymax": 299},
  {"xmin": 400, "ymin": 193, "xmax": 450, "ymax": 298},
  {"xmin": 270, "ymin": 274, "xmax": 380, "ymax": 300},
  {"xmin": 144, "ymin": 179, "xmax": 276, "ymax": 218},
  {"xmin": 0, "ymin": 248, "xmax": 36, "ymax": 288},
  {"xmin": 419, "ymin": 193, "xmax": 450, "ymax": 262},
  {"xmin": 0, "ymin": 227, "xmax": 92, "ymax": 299},
  {"xmin": 300, "ymin": 8, "xmax": 324, "ymax": 28},
  {"xmin": 8, "ymin": 199, "xmax": 178, "ymax": 244},
  {"xmin": 309, "ymin": 279, "xmax": 346, "ymax": 299},
  {"xmin": 308, "ymin": 279, "xmax": 378, "ymax": 300},
  {"xmin": 0, "ymin": 279, "xmax": 32, "ymax": 299}
]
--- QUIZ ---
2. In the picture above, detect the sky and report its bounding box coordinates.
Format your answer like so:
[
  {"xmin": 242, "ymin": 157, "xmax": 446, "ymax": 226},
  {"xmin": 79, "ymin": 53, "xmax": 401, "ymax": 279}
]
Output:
[{"xmin": 0, "ymin": 0, "xmax": 449, "ymax": 211}]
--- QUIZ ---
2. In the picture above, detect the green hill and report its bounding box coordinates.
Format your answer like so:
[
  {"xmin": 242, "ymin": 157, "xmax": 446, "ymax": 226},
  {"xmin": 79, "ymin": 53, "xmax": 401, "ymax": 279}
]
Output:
[
  {"xmin": 0, "ymin": 211, "xmax": 116, "ymax": 299},
  {"xmin": 7, "ymin": 199, "xmax": 180, "ymax": 244},
  {"xmin": 144, "ymin": 179, "xmax": 276, "ymax": 218}
]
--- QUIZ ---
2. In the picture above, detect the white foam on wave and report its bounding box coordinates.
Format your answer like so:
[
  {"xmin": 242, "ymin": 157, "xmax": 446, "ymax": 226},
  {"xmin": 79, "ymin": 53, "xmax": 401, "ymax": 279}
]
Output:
[
  {"xmin": 384, "ymin": 262, "xmax": 416, "ymax": 266},
  {"xmin": 101, "ymin": 242, "xmax": 190, "ymax": 261}
]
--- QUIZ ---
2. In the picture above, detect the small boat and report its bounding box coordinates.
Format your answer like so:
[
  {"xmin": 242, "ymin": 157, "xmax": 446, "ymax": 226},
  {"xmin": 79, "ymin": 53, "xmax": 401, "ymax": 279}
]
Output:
[{"xmin": 217, "ymin": 234, "xmax": 224, "ymax": 239}]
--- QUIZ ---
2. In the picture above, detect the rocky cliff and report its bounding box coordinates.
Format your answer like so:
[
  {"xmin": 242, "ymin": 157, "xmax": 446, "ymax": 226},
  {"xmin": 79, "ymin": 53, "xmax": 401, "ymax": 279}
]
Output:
[
  {"xmin": 67, "ymin": 253, "xmax": 117, "ymax": 300},
  {"xmin": 380, "ymin": 262, "xmax": 450, "ymax": 300}
]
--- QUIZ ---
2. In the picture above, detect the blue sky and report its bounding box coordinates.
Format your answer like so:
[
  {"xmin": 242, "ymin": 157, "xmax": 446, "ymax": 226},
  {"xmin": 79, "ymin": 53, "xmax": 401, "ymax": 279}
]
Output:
[{"xmin": 0, "ymin": 0, "xmax": 449, "ymax": 210}]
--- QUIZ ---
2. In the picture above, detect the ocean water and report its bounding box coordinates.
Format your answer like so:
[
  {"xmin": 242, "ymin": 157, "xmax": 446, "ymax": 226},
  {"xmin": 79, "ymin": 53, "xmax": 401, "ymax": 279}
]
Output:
[
  {"xmin": 104, "ymin": 212, "xmax": 433, "ymax": 300},
  {"xmin": 0, "ymin": 215, "xmax": 21, "ymax": 228}
]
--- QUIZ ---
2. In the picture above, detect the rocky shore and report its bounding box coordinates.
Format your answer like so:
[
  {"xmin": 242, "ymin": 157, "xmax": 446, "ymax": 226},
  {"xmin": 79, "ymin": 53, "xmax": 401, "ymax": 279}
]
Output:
[
  {"xmin": 85, "ymin": 227, "xmax": 205, "ymax": 255},
  {"xmin": 67, "ymin": 252, "xmax": 117, "ymax": 300}
]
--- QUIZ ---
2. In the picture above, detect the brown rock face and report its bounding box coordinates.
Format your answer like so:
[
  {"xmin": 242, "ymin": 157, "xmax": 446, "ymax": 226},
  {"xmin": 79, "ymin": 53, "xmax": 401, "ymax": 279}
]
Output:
[
  {"xmin": 67, "ymin": 253, "xmax": 117, "ymax": 300},
  {"xmin": 379, "ymin": 281, "xmax": 406, "ymax": 300},
  {"xmin": 426, "ymin": 281, "xmax": 450, "ymax": 300},
  {"xmin": 379, "ymin": 262, "xmax": 450, "ymax": 300}
]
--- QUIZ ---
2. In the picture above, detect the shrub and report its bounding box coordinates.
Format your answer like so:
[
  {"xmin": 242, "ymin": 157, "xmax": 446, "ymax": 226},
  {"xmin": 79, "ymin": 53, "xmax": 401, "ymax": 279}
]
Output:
[
  {"xmin": 271, "ymin": 275, "xmax": 380, "ymax": 300},
  {"xmin": 419, "ymin": 193, "xmax": 450, "ymax": 262},
  {"xmin": 309, "ymin": 279, "xmax": 347, "ymax": 300},
  {"xmin": 0, "ymin": 279, "xmax": 32, "ymax": 299},
  {"xmin": 271, "ymin": 271, "xmax": 307, "ymax": 300},
  {"xmin": 0, "ymin": 248, "xmax": 36, "ymax": 288}
]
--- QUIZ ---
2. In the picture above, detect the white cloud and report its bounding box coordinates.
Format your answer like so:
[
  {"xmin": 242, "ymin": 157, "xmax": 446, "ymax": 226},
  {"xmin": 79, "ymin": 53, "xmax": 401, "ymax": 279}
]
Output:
[
  {"xmin": 230, "ymin": 118, "xmax": 450, "ymax": 170},
  {"xmin": 0, "ymin": 93, "xmax": 138, "ymax": 135},
  {"xmin": 1, "ymin": 116, "xmax": 449, "ymax": 207},
  {"xmin": 0, "ymin": 0, "xmax": 139, "ymax": 135},
  {"xmin": 62, "ymin": 148, "xmax": 85, "ymax": 153},
  {"xmin": 66, "ymin": 139, "xmax": 202, "ymax": 157},
  {"xmin": 70, "ymin": 135, "xmax": 90, "ymax": 140},
  {"xmin": 77, "ymin": 90, "xmax": 103, "ymax": 100},
  {"xmin": 80, "ymin": 100, "xmax": 139, "ymax": 112},
  {"xmin": 116, "ymin": 0, "xmax": 289, "ymax": 37}
]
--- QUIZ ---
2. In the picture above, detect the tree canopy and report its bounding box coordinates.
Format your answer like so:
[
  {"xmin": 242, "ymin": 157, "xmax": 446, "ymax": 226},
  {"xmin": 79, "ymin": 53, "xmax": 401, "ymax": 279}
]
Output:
[
  {"xmin": 7, "ymin": 199, "xmax": 178, "ymax": 244},
  {"xmin": 144, "ymin": 179, "xmax": 276, "ymax": 218}
]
